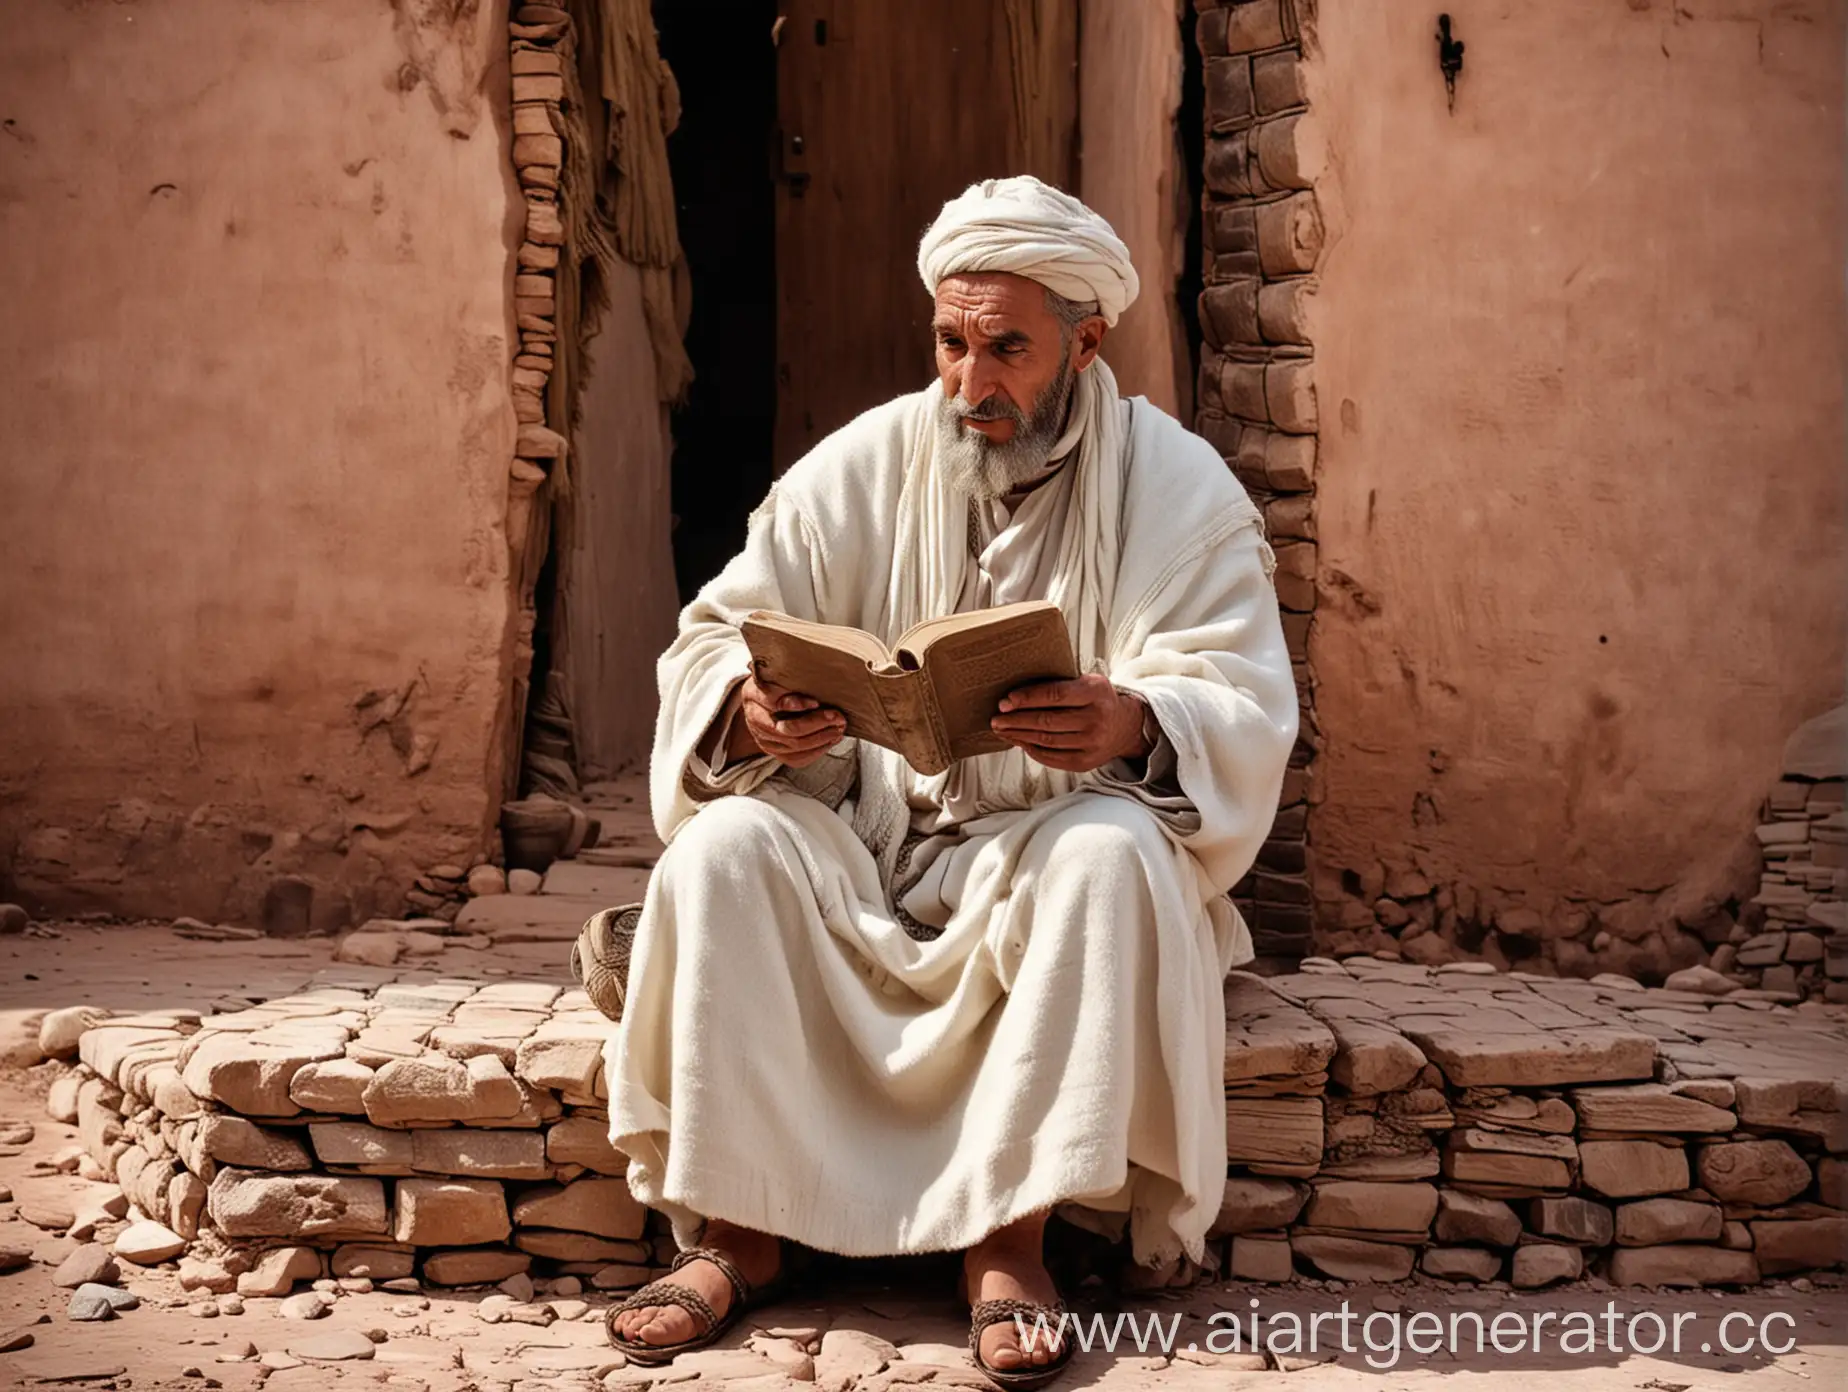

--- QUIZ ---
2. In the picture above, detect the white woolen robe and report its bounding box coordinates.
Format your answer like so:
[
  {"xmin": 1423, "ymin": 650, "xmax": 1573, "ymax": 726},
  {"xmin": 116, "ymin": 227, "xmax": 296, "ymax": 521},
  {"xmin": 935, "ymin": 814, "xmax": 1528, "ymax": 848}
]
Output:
[{"xmin": 604, "ymin": 373, "xmax": 1298, "ymax": 1268}]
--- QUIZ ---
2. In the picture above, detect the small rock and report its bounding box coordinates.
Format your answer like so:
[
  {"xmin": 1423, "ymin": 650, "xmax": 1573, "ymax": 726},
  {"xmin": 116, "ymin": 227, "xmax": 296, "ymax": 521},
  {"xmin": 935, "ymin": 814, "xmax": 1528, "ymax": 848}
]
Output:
[
  {"xmin": 550, "ymin": 1299, "xmax": 589, "ymax": 1320},
  {"xmin": 508, "ymin": 869, "xmax": 542, "ymax": 895},
  {"xmin": 259, "ymin": 1351, "xmax": 304, "ymax": 1370},
  {"xmin": 189, "ymin": 1300, "xmax": 220, "ymax": 1319},
  {"xmin": 19, "ymin": 1198, "xmax": 75, "ymax": 1232},
  {"xmin": 44, "ymin": 1077, "xmax": 81, "ymax": 1125},
  {"xmin": 53, "ymin": 1244, "xmax": 119, "ymax": 1289},
  {"xmin": 0, "ymin": 1245, "xmax": 31, "ymax": 1274},
  {"xmin": 497, "ymin": 1271, "xmax": 535, "ymax": 1303},
  {"xmin": 549, "ymin": 1275, "xmax": 583, "ymax": 1296},
  {"xmin": 380, "ymin": 1277, "xmax": 422, "ymax": 1294},
  {"xmin": 219, "ymin": 1294, "xmax": 245, "ymax": 1315},
  {"xmin": 69, "ymin": 1282, "xmax": 138, "ymax": 1320},
  {"xmin": 279, "ymin": 1290, "xmax": 332, "ymax": 1321},
  {"xmin": 467, "ymin": 865, "xmax": 508, "ymax": 897},
  {"xmin": 179, "ymin": 1256, "xmax": 236, "ymax": 1293},
  {"xmin": 289, "ymin": 1328, "xmax": 378, "ymax": 1362},
  {"xmin": 1662, "ymin": 964, "xmax": 1736, "ymax": 995},
  {"xmin": 334, "ymin": 932, "xmax": 403, "ymax": 967},
  {"xmin": 817, "ymin": 1329, "xmax": 898, "ymax": 1384},
  {"xmin": 0, "ymin": 903, "xmax": 27, "ymax": 935},
  {"xmin": 237, "ymin": 1246, "xmax": 322, "ymax": 1297},
  {"xmin": 38, "ymin": 1006, "xmax": 110, "ymax": 1059},
  {"xmin": 114, "ymin": 1220, "xmax": 187, "ymax": 1266}
]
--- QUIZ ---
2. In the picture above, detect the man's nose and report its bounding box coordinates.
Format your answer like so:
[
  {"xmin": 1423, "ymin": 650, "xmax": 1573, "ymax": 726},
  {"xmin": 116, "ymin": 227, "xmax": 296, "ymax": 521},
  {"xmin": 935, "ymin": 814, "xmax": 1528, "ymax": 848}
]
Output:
[{"xmin": 959, "ymin": 353, "xmax": 1000, "ymax": 408}]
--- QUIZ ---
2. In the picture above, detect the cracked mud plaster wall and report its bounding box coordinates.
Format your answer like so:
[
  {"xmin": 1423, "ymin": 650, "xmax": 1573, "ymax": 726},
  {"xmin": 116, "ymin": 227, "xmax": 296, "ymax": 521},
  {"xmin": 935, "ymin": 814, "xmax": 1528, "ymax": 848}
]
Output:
[
  {"xmin": 0, "ymin": 1, "xmax": 520, "ymax": 924},
  {"xmin": 1302, "ymin": 0, "xmax": 1846, "ymax": 906}
]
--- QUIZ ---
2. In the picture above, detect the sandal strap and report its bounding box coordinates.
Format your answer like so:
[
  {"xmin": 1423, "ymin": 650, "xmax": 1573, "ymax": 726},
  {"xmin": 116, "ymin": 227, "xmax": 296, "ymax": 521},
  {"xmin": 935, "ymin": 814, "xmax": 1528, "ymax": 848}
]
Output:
[
  {"xmin": 969, "ymin": 1298, "xmax": 1073, "ymax": 1358},
  {"xmin": 669, "ymin": 1245, "xmax": 753, "ymax": 1309},
  {"xmin": 609, "ymin": 1278, "xmax": 720, "ymax": 1337}
]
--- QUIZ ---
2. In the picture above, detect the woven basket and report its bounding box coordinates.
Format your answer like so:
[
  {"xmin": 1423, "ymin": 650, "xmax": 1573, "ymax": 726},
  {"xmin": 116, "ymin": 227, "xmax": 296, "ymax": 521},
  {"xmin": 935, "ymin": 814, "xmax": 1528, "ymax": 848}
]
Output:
[{"xmin": 571, "ymin": 903, "xmax": 640, "ymax": 1022}]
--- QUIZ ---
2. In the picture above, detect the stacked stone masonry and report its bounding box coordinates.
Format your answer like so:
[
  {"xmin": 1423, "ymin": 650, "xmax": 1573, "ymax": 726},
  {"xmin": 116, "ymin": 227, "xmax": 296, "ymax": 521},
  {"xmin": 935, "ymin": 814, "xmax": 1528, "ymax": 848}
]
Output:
[
  {"xmin": 43, "ymin": 955, "xmax": 1845, "ymax": 1296},
  {"xmin": 48, "ymin": 973, "xmax": 671, "ymax": 1297},
  {"xmin": 1739, "ymin": 765, "xmax": 1845, "ymax": 1000},
  {"xmin": 1195, "ymin": 1, "xmax": 1322, "ymax": 956},
  {"xmin": 504, "ymin": 4, "xmax": 577, "ymax": 779},
  {"xmin": 1216, "ymin": 957, "xmax": 1847, "ymax": 1286}
]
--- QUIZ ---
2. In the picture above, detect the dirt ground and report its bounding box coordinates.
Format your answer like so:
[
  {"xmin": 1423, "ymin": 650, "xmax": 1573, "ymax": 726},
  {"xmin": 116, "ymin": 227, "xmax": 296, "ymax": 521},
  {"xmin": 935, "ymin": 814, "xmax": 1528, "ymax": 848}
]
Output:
[{"xmin": 1, "ymin": 924, "xmax": 1844, "ymax": 1391}]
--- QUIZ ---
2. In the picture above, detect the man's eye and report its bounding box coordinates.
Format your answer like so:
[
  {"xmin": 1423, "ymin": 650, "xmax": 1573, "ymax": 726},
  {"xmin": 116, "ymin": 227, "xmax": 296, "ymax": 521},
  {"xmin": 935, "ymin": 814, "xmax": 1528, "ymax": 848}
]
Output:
[
  {"xmin": 938, "ymin": 337, "xmax": 964, "ymax": 351},
  {"xmin": 996, "ymin": 343, "xmax": 1023, "ymax": 357}
]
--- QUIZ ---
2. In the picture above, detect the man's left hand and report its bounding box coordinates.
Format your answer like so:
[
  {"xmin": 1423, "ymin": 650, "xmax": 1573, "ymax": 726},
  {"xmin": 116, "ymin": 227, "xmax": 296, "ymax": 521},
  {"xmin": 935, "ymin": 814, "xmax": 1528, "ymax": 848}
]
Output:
[{"xmin": 991, "ymin": 674, "xmax": 1152, "ymax": 773}]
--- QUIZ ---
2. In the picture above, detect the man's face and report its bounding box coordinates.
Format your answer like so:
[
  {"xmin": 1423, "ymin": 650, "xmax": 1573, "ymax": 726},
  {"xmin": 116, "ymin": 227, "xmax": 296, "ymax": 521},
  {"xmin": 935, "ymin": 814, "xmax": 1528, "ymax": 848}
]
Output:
[
  {"xmin": 930, "ymin": 272, "xmax": 1105, "ymax": 498},
  {"xmin": 932, "ymin": 272, "xmax": 1076, "ymax": 444}
]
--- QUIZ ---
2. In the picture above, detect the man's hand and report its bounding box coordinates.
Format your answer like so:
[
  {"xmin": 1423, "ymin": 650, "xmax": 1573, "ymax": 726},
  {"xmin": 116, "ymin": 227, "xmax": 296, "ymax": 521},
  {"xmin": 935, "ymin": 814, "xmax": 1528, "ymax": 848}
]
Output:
[
  {"xmin": 726, "ymin": 673, "xmax": 846, "ymax": 769},
  {"xmin": 990, "ymin": 674, "xmax": 1153, "ymax": 773}
]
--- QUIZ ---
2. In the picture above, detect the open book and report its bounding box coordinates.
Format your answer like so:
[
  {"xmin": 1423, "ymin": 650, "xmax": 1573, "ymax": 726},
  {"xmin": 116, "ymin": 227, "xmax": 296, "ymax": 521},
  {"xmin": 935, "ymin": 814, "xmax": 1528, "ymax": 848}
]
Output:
[{"xmin": 740, "ymin": 601, "xmax": 1078, "ymax": 776}]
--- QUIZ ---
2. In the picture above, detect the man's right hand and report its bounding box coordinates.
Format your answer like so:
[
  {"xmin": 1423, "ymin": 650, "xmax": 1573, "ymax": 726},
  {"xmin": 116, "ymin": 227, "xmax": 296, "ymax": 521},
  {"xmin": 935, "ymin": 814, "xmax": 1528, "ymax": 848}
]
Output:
[{"xmin": 727, "ymin": 673, "xmax": 846, "ymax": 769}]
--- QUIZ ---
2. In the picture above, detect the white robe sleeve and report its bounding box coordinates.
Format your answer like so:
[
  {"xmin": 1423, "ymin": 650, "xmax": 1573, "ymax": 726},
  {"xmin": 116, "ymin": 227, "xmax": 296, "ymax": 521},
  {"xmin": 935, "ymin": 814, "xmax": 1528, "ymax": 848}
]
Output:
[
  {"xmin": 650, "ymin": 484, "xmax": 837, "ymax": 844},
  {"xmin": 1102, "ymin": 519, "xmax": 1299, "ymax": 893}
]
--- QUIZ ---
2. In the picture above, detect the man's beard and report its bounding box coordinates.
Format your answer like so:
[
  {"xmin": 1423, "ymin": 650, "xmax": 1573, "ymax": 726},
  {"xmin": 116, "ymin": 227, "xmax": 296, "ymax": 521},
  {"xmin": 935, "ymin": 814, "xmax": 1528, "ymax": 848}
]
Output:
[{"xmin": 934, "ymin": 355, "xmax": 1077, "ymax": 501}]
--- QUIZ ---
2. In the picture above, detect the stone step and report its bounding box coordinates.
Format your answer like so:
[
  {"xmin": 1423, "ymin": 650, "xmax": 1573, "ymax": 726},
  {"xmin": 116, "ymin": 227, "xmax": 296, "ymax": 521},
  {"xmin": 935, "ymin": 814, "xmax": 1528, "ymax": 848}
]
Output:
[
  {"xmin": 452, "ymin": 894, "xmax": 611, "ymax": 943},
  {"xmin": 40, "ymin": 950, "xmax": 1848, "ymax": 1296}
]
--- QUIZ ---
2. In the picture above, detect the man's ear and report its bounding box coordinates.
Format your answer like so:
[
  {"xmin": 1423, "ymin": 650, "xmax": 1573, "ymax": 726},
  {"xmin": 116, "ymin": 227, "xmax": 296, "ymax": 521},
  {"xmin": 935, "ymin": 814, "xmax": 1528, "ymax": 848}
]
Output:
[{"xmin": 1072, "ymin": 317, "xmax": 1107, "ymax": 372}]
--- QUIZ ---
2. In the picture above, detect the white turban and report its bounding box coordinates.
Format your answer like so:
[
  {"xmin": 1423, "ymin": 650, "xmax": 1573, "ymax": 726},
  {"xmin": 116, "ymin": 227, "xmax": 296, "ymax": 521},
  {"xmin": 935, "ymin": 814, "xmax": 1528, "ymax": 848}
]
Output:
[{"xmin": 917, "ymin": 175, "xmax": 1139, "ymax": 327}]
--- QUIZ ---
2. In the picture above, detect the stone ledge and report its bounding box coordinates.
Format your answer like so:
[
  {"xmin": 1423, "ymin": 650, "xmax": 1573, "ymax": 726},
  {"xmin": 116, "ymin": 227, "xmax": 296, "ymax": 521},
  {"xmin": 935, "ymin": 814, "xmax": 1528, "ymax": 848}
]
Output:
[
  {"xmin": 1215, "ymin": 960, "xmax": 1847, "ymax": 1287},
  {"xmin": 42, "ymin": 954, "xmax": 1848, "ymax": 1296}
]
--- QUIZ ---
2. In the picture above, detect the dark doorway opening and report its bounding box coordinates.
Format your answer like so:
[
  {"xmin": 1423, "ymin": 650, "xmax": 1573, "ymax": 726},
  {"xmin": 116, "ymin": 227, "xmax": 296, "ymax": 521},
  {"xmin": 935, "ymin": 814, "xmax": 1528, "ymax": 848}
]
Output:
[
  {"xmin": 1175, "ymin": 5, "xmax": 1206, "ymax": 400},
  {"xmin": 655, "ymin": 1, "xmax": 780, "ymax": 604}
]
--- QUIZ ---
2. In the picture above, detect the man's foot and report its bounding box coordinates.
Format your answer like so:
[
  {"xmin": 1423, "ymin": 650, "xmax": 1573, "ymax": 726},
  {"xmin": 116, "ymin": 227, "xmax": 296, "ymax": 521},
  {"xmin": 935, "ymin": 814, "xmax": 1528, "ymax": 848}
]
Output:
[
  {"xmin": 964, "ymin": 1212, "xmax": 1064, "ymax": 1374},
  {"xmin": 608, "ymin": 1219, "xmax": 782, "ymax": 1348}
]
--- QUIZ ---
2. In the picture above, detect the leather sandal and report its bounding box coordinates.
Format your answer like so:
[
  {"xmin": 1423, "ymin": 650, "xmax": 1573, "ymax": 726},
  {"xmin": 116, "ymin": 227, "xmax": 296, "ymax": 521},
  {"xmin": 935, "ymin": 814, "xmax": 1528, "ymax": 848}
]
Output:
[
  {"xmin": 968, "ymin": 1297, "xmax": 1077, "ymax": 1390},
  {"xmin": 604, "ymin": 1244, "xmax": 786, "ymax": 1365}
]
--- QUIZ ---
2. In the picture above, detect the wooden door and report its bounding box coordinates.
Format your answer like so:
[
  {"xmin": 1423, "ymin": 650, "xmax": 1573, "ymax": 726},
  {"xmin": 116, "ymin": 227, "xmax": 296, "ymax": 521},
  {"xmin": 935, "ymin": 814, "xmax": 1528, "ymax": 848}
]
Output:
[{"xmin": 772, "ymin": 0, "xmax": 1077, "ymax": 471}]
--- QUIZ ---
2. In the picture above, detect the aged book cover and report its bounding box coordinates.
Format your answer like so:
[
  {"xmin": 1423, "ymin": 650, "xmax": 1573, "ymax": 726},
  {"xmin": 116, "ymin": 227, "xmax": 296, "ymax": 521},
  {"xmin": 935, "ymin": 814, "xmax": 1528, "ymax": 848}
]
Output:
[{"xmin": 740, "ymin": 601, "xmax": 1078, "ymax": 775}]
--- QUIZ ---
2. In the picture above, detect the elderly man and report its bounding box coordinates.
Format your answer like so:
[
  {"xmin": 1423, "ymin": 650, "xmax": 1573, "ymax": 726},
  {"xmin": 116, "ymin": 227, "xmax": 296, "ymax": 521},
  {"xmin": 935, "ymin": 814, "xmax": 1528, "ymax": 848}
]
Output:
[{"xmin": 602, "ymin": 177, "xmax": 1297, "ymax": 1385}]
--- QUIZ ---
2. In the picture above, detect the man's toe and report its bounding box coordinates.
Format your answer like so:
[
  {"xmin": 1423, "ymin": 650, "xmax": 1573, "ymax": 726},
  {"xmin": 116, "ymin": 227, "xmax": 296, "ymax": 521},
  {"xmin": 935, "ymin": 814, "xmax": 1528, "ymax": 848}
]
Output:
[
  {"xmin": 982, "ymin": 1331, "xmax": 1023, "ymax": 1370},
  {"xmin": 643, "ymin": 1309, "xmax": 691, "ymax": 1344}
]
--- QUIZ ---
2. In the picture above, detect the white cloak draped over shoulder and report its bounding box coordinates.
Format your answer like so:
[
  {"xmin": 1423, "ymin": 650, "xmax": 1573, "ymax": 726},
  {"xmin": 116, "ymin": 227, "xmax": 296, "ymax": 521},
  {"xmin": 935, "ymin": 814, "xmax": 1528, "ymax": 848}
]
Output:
[{"xmin": 608, "ymin": 371, "xmax": 1299, "ymax": 1268}]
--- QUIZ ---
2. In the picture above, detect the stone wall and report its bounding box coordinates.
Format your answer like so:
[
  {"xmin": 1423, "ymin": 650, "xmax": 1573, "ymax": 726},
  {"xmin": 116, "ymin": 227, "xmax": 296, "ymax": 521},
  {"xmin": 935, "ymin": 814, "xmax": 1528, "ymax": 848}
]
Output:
[
  {"xmin": 47, "ymin": 978, "xmax": 668, "ymax": 1298},
  {"xmin": 1300, "ymin": 2, "xmax": 1847, "ymax": 936},
  {"xmin": 40, "ymin": 956, "xmax": 1846, "ymax": 1295},
  {"xmin": 0, "ymin": 1, "xmax": 522, "ymax": 926},
  {"xmin": 1208, "ymin": 959, "xmax": 1846, "ymax": 1289},
  {"xmin": 1189, "ymin": 0, "xmax": 1323, "ymax": 956}
]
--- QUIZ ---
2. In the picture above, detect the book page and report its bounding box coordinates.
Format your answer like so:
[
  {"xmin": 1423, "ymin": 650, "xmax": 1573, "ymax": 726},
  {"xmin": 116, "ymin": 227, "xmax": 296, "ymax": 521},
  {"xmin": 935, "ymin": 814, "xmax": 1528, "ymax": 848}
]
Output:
[{"xmin": 907, "ymin": 603, "xmax": 1077, "ymax": 761}]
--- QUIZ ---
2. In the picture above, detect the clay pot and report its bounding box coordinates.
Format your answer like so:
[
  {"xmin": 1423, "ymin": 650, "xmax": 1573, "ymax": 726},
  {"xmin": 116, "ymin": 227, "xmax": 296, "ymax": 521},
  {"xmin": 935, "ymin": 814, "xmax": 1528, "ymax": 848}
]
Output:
[{"xmin": 501, "ymin": 798, "xmax": 574, "ymax": 873}]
